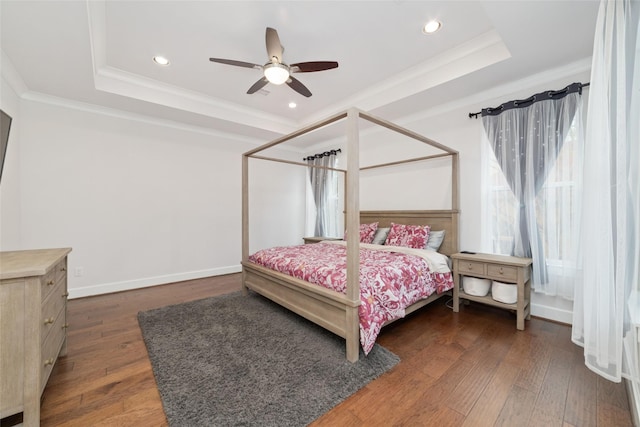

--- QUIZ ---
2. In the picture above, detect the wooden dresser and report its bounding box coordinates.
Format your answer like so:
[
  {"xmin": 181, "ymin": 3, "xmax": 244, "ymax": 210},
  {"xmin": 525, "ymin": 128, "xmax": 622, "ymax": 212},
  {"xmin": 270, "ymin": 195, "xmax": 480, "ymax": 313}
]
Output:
[{"xmin": 0, "ymin": 248, "xmax": 72, "ymax": 426}]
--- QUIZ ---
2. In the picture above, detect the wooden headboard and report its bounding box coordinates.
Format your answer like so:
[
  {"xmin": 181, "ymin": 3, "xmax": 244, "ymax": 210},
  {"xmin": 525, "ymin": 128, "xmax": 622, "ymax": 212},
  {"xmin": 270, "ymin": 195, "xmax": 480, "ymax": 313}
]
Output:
[{"xmin": 359, "ymin": 210, "xmax": 459, "ymax": 257}]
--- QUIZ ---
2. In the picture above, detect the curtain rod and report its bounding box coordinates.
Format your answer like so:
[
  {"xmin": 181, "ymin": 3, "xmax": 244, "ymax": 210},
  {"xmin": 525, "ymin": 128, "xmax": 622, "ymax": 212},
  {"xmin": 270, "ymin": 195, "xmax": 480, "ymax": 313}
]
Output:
[
  {"xmin": 468, "ymin": 82, "xmax": 590, "ymax": 119},
  {"xmin": 303, "ymin": 148, "xmax": 341, "ymax": 161}
]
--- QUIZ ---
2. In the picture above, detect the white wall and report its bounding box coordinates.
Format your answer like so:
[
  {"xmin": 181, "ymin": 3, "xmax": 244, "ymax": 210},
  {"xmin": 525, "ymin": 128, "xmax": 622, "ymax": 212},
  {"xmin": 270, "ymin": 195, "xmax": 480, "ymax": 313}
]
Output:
[
  {"xmin": 248, "ymin": 154, "xmax": 307, "ymax": 252},
  {"xmin": 1, "ymin": 98, "xmax": 304, "ymax": 298},
  {"xmin": 0, "ymin": 76, "xmax": 22, "ymax": 248}
]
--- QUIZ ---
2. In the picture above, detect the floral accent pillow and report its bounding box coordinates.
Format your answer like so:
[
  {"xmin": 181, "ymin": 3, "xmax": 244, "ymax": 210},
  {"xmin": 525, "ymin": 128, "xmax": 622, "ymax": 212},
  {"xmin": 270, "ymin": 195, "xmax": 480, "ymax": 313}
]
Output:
[
  {"xmin": 384, "ymin": 223, "xmax": 431, "ymax": 249},
  {"xmin": 344, "ymin": 222, "xmax": 379, "ymax": 244}
]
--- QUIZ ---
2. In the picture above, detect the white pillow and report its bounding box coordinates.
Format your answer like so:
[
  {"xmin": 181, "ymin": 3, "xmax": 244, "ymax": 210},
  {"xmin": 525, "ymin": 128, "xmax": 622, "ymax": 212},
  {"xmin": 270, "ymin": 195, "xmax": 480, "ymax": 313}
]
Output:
[
  {"xmin": 425, "ymin": 230, "xmax": 445, "ymax": 251},
  {"xmin": 371, "ymin": 227, "xmax": 390, "ymax": 245}
]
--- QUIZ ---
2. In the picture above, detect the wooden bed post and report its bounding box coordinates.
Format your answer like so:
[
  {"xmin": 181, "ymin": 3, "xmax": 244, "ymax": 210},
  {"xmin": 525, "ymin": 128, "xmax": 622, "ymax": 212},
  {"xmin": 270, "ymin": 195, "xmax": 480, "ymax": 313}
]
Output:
[
  {"xmin": 452, "ymin": 152, "xmax": 459, "ymax": 211},
  {"xmin": 242, "ymin": 154, "xmax": 249, "ymax": 295},
  {"xmin": 345, "ymin": 108, "xmax": 361, "ymax": 362}
]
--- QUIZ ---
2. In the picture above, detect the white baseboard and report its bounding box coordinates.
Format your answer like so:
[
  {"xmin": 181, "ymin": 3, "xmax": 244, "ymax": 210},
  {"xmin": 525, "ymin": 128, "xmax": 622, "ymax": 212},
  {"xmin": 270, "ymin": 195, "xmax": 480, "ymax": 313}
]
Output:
[
  {"xmin": 68, "ymin": 265, "xmax": 242, "ymax": 299},
  {"xmin": 530, "ymin": 302, "xmax": 573, "ymax": 325}
]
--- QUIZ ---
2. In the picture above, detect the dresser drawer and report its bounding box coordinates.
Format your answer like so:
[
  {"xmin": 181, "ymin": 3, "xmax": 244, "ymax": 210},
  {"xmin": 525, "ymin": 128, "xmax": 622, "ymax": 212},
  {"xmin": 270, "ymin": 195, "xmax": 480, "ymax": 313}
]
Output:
[
  {"xmin": 458, "ymin": 261, "xmax": 486, "ymax": 275},
  {"xmin": 41, "ymin": 308, "xmax": 66, "ymax": 393},
  {"xmin": 41, "ymin": 259, "xmax": 67, "ymax": 303},
  {"xmin": 487, "ymin": 264, "xmax": 518, "ymax": 282},
  {"xmin": 41, "ymin": 267, "xmax": 57, "ymax": 302},
  {"xmin": 55, "ymin": 258, "xmax": 68, "ymax": 283},
  {"xmin": 41, "ymin": 279, "xmax": 67, "ymax": 344}
]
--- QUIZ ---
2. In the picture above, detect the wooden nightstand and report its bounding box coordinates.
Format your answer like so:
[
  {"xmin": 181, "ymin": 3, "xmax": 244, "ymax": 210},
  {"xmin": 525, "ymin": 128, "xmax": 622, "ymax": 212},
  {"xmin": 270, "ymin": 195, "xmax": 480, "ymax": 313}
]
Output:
[
  {"xmin": 302, "ymin": 237, "xmax": 343, "ymax": 244},
  {"xmin": 451, "ymin": 252, "xmax": 533, "ymax": 330}
]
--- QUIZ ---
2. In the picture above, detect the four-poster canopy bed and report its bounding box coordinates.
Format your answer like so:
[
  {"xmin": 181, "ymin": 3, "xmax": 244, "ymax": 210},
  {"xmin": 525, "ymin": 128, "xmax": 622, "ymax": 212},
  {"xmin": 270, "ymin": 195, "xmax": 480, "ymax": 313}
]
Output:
[{"xmin": 241, "ymin": 108, "xmax": 459, "ymax": 362}]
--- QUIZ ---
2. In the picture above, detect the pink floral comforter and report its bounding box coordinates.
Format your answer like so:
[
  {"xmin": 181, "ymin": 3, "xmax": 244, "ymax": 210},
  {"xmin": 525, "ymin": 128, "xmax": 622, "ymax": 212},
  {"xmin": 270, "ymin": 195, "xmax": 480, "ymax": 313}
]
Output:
[{"xmin": 248, "ymin": 241, "xmax": 453, "ymax": 354}]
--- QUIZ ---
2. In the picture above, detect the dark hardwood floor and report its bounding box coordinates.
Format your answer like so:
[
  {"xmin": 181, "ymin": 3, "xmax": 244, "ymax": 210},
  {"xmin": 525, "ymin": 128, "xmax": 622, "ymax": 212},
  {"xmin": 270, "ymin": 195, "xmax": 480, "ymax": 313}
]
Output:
[{"xmin": 28, "ymin": 273, "xmax": 633, "ymax": 426}]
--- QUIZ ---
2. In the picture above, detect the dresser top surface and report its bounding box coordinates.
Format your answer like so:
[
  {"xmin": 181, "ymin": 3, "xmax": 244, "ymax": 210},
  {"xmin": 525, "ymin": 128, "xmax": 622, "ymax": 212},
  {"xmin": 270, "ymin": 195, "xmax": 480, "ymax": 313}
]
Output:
[{"xmin": 0, "ymin": 248, "xmax": 72, "ymax": 280}]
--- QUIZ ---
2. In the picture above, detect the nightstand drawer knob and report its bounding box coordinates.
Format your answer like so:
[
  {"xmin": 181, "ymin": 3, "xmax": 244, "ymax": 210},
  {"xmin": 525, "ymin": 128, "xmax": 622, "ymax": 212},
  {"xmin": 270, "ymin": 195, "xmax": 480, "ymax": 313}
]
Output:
[
  {"xmin": 468, "ymin": 263, "xmax": 473, "ymax": 270},
  {"xmin": 44, "ymin": 358, "xmax": 54, "ymax": 366},
  {"xmin": 47, "ymin": 280, "xmax": 55, "ymax": 286},
  {"xmin": 499, "ymin": 267, "xmax": 504, "ymax": 274},
  {"xmin": 44, "ymin": 317, "xmax": 55, "ymax": 325}
]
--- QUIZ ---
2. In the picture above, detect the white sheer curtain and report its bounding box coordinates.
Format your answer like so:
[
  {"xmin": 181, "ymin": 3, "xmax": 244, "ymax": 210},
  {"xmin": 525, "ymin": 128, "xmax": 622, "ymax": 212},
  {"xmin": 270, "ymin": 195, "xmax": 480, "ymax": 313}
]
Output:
[
  {"xmin": 481, "ymin": 86, "xmax": 583, "ymax": 298},
  {"xmin": 572, "ymin": 0, "xmax": 640, "ymax": 382},
  {"xmin": 305, "ymin": 151, "xmax": 340, "ymax": 237}
]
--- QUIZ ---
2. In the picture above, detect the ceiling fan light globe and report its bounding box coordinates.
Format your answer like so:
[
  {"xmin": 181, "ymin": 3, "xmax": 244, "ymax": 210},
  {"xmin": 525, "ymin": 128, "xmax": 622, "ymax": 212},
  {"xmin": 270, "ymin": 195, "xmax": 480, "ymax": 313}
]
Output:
[{"xmin": 264, "ymin": 63, "xmax": 290, "ymax": 85}]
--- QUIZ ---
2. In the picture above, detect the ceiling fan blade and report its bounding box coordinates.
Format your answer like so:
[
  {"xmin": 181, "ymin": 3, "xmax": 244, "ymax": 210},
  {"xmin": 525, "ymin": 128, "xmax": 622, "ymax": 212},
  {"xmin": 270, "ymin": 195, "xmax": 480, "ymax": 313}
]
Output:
[
  {"xmin": 286, "ymin": 76, "xmax": 312, "ymax": 98},
  {"xmin": 247, "ymin": 77, "xmax": 269, "ymax": 94},
  {"xmin": 265, "ymin": 27, "xmax": 283, "ymax": 62},
  {"xmin": 209, "ymin": 58, "xmax": 262, "ymax": 69},
  {"xmin": 290, "ymin": 61, "xmax": 339, "ymax": 73}
]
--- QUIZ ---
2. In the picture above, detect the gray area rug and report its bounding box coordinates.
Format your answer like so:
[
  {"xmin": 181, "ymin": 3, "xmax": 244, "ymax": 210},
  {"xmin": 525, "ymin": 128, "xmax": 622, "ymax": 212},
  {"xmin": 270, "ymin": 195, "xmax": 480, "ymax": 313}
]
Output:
[{"xmin": 137, "ymin": 291, "xmax": 399, "ymax": 426}]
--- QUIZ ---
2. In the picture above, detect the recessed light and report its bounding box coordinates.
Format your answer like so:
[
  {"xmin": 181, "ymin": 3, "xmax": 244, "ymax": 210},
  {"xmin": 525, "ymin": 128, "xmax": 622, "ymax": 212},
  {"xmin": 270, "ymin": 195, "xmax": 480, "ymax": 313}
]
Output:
[
  {"xmin": 422, "ymin": 20, "xmax": 442, "ymax": 34},
  {"xmin": 153, "ymin": 56, "xmax": 170, "ymax": 66},
  {"xmin": 288, "ymin": 102, "xmax": 297, "ymax": 109}
]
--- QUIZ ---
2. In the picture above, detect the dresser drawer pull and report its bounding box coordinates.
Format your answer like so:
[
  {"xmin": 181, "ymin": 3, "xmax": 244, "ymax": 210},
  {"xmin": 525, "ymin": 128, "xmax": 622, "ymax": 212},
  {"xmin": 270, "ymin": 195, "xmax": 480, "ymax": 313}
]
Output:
[
  {"xmin": 44, "ymin": 317, "xmax": 55, "ymax": 325},
  {"xmin": 44, "ymin": 358, "xmax": 54, "ymax": 366},
  {"xmin": 62, "ymin": 292, "xmax": 69, "ymax": 298},
  {"xmin": 467, "ymin": 263, "xmax": 473, "ymax": 270},
  {"xmin": 499, "ymin": 267, "xmax": 504, "ymax": 275},
  {"xmin": 47, "ymin": 280, "xmax": 55, "ymax": 286},
  {"xmin": 62, "ymin": 323, "xmax": 70, "ymax": 329}
]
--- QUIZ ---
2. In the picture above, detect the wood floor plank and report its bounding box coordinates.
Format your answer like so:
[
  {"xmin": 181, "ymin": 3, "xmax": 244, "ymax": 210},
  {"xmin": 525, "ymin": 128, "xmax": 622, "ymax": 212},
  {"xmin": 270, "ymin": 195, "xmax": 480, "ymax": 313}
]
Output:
[
  {"xmin": 515, "ymin": 337, "xmax": 553, "ymax": 394},
  {"xmin": 528, "ymin": 348, "xmax": 574, "ymax": 426},
  {"xmin": 563, "ymin": 352, "xmax": 598, "ymax": 427},
  {"xmin": 598, "ymin": 373, "xmax": 632, "ymax": 411},
  {"xmin": 462, "ymin": 361, "xmax": 521, "ymax": 426},
  {"xmin": 597, "ymin": 374, "xmax": 634, "ymax": 427},
  {"xmin": 448, "ymin": 358, "xmax": 500, "ymax": 416},
  {"xmin": 494, "ymin": 384, "xmax": 537, "ymax": 427},
  {"xmin": 16, "ymin": 273, "xmax": 631, "ymax": 427},
  {"xmin": 398, "ymin": 402, "xmax": 466, "ymax": 427},
  {"xmin": 598, "ymin": 402, "xmax": 635, "ymax": 427}
]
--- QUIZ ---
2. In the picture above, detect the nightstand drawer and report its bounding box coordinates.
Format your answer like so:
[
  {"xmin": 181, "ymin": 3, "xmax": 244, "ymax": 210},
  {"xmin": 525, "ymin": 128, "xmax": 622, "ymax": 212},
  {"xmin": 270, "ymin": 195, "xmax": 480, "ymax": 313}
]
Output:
[
  {"xmin": 458, "ymin": 261, "xmax": 486, "ymax": 275},
  {"xmin": 487, "ymin": 264, "xmax": 518, "ymax": 282}
]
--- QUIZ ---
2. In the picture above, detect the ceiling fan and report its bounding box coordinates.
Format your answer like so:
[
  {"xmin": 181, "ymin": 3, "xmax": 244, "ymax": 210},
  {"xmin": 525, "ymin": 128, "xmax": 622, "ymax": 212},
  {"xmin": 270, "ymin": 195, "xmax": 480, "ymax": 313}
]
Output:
[{"xmin": 209, "ymin": 27, "xmax": 338, "ymax": 98}]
